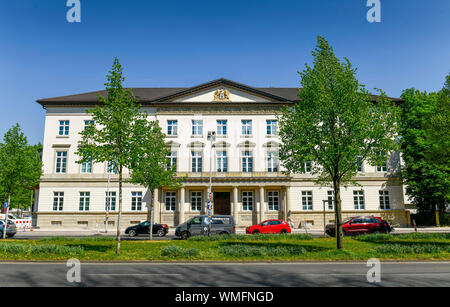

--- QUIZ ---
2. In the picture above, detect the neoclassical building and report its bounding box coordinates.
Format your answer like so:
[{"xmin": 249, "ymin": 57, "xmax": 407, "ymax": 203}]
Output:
[{"xmin": 35, "ymin": 79, "xmax": 411, "ymax": 229}]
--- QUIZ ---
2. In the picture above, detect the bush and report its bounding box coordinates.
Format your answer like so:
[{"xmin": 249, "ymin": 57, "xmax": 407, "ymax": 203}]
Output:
[
  {"xmin": 218, "ymin": 244, "xmax": 307, "ymax": 257},
  {"xmin": 354, "ymin": 232, "xmax": 450, "ymax": 242},
  {"xmin": 375, "ymin": 244, "xmax": 450, "ymax": 254},
  {"xmin": 188, "ymin": 234, "xmax": 313, "ymax": 242},
  {"xmin": 0, "ymin": 243, "xmax": 84, "ymax": 256},
  {"xmin": 161, "ymin": 246, "xmax": 200, "ymax": 258}
]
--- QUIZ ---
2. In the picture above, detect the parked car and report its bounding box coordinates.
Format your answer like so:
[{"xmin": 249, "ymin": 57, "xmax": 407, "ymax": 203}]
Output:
[
  {"xmin": 326, "ymin": 216, "xmax": 392, "ymax": 236},
  {"xmin": 125, "ymin": 221, "xmax": 169, "ymax": 237},
  {"xmin": 175, "ymin": 215, "xmax": 235, "ymax": 239},
  {"xmin": 246, "ymin": 219, "xmax": 292, "ymax": 234},
  {"xmin": 0, "ymin": 220, "xmax": 17, "ymax": 238}
]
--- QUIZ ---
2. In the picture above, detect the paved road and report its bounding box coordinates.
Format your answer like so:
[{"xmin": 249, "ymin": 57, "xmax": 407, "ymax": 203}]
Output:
[{"xmin": 0, "ymin": 262, "xmax": 449, "ymax": 287}]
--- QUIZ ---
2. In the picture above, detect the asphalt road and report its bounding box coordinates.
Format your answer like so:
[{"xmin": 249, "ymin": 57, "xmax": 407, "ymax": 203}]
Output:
[{"xmin": 0, "ymin": 262, "xmax": 449, "ymax": 287}]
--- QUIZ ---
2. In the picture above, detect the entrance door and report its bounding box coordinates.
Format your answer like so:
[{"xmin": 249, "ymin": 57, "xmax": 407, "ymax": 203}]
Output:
[{"xmin": 213, "ymin": 192, "xmax": 231, "ymax": 215}]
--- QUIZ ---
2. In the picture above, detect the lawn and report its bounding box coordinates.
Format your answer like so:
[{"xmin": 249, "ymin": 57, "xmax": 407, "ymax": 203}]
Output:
[{"xmin": 0, "ymin": 233, "xmax": 449, "ymax": 261}]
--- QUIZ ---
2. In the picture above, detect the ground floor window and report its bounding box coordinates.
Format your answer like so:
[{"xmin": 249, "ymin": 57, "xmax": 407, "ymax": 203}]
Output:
[
  {"xmin": 79, "ymin": 192, "xmax": 90, "ymax": 211},
  {"xmin": 105, "ymin": 191, "xmax": 116, "ymax": 211},
  {"xmin": 191, "ymin": 191, "xmax": 202, "ymax": 212},
  {"xmin": 53, "ymin": 192, "xmax": 64, "ymax": 211},
  {"xmin": 242, "ymin": 191, "xmax": 253, "ymax": 211},
  {"xmin": 131, "ymin": 192, "xmax": 142, "ymax": 211},
  {"xmin": 353, "ymin": 191, "xmax": 365, "ymax": 210},
  {"xmin": 268, "ymin": 191, "xmax": 279, "ymax": 211},
  {"xmin": 302, "ymin": 191, "xmax": 313, "ymax": 211},
  {"xmin": 379, "ymin": 190, "xmax": 390, "ymax": 209},
  {"xmin": 327, "ymin": 191, "xmax": 334, "ymax": 210},
  {"xmin": 165, "ymin": 191, "xmax": 176, "ymax": 212}
]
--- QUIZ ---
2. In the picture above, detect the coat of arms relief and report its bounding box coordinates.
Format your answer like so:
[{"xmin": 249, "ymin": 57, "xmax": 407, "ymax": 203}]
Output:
[{"xmin": 213, "ymin": 88, "xmax": 231, "ymax": 102}]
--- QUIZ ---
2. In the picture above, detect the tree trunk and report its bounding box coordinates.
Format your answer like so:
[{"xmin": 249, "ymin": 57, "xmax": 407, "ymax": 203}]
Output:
[
  {"xmin": 2, "ymin": 193, "xmax": 10, "ymax": 239},
  {"xmin": 116, "ymin": 167, "xmax": 122, "ymax": 255},
  {"xmin": 149, "ymin": 190, "xmax": 154, "ymax": 241},
  {"xmin": 333, "ymin": 179, "xmax": 343, "ymax": 249}
]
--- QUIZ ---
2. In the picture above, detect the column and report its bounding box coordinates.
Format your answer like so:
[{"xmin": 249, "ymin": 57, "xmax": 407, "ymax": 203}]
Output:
[
  {"xmin": 259, "ymin": 186, "xmax": 265, "ymax": 223},
  {"xmin": 153, "ymin": 188, "xmax": 161, "ymax": 224},
  {"xmin": 179, "ymin": 187, "xmax": 185, "ymax": 224},
  {"xmin": 233, "ymin": 186, "xmax": 239, "ymax": 226},
  {"xmin": 285, "ymin": 186, "xmax": 291, "ymax": 220}
]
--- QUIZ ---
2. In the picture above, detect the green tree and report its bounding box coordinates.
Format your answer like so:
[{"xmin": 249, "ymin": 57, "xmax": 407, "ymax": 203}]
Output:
[
  {"xmin": 400, "ymin": 74, "xmax": 450, "ymax": 224},
  {"xmin": 0, "ymin": 125, "xmax": 42, "ymax": 238},
  {"xmin": 129, "ymin": 121, "xmax": 184, "ymax": 240},
  {"xmin": 76, "ymin": 57, "xmax": 149, "ymax": 254},
  {"xmin": 278, "ymin": 36, "xmax": 399, "ymax": 249}
]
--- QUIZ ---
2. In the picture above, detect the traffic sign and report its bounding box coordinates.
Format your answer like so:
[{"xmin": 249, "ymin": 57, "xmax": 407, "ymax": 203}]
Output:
[{"xmin": 3, "ymin": 202, "xmax": 8, "ymax": 208}]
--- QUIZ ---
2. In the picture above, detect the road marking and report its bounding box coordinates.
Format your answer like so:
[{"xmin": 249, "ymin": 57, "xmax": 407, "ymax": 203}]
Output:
[{"xmin": 88, "ymin": 273, "xmax": 182, "ymax": 276}]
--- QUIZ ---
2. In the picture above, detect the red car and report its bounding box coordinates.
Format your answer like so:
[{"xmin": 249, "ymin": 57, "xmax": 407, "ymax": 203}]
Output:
[
  {"xmin": 326, "ymin": 216, "xmax": 392, "ymax": 236},
  {"xmin": 246, "ymin": 219, "xmax": 292, "ymax": 234}
]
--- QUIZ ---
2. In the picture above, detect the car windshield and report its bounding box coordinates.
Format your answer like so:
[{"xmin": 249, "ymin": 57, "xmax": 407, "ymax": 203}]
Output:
[{"xmin": 343, "ymin": 217, "xmax": 352, "ymax": 224}]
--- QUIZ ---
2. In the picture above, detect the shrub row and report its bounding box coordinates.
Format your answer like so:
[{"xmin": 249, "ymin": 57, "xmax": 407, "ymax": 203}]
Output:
[
  {"xmin": 218, "ymin": 244, "xmax": 307, "ymax": 257},
  {"xmin": 188, "ymin": 234, "xmax": 314, "ymax": 242},
  {"xmin": 161, "ymin": 246, "xmax": 200, "ymax": 258},
  {"xmin": 375, "ymin": 244, "xmax": 450, "ymax": 254},
  {"xmin": 354, "ymin": 233, "xmax": 450, "ymax": 242},
  {"xmin": 0, "ymin": 243, "xmax": 84, "ymax": 255},
  {"xmin": 39, "ymin": 236, "xmax": 115, "ymax": 242}
]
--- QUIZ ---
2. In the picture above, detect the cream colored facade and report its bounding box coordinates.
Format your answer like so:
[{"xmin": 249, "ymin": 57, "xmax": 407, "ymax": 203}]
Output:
[{"xmin": 36, "ymin": 79, "xmax": 410, "ymax": 229}]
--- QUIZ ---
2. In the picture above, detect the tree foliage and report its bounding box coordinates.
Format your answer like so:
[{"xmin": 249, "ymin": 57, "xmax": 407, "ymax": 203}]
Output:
[
  {"xmin": 76, "ymin": 57, "xmax": 149, "ymax": 254},
  {"xmin": 400, "ymin": 74, "xmax": 450, "ymax": 223},
  {"xmin": 0, "ymin": 124, "xmax": 42, "ymax": 210},
  {"xmin": 278, "ymin": 36, "xmax": 399, "ymax": 249}
]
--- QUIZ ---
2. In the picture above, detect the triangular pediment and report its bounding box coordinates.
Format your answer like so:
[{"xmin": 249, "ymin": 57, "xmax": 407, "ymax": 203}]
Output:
[{"xmin": 151, "ymin": 79, "xmax": 289, "ymax": 103}]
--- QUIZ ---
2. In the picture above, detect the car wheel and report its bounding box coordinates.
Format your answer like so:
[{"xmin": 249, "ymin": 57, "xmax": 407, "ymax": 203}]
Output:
[
  {"xmin": 0, "ymin": 231, "xmax": 3, "ymax": 239},
  {"xmin": 128, "ymin": 230, "xmax": 137, "ymax": 237},
  {"xmin": 181, "ymin": 231, "xmax": 190, "ymax": 240},
  {"xmin": 7, "ymin": 234, "xmax": 14, "ymax": 238},
  {"xmin": 156, "ymin": 229, "xmax": 165, "ymax": 237},
  {"xmin": 252, "ymin": 230, "xmax": 260, "ymax": 235},
  {"xmin": 280, "ymin": 229, "xmax": 288, "ymax": 234},
  {"xmin": 219, "ymin": 231, "xmax": 228, "ymax": 236}
]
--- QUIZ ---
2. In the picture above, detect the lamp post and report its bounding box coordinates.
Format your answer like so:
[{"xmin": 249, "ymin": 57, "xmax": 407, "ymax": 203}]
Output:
[{"xmin": 207, "ymin": 131, "xmax": 216, "ymax": 236}]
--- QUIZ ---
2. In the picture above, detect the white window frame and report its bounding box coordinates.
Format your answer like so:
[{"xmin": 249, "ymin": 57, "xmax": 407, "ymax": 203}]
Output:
[
  {"xmin": 84, "ymin": 120, "xmax": 95, "ymax": 130},
  {"xmin": 58, "ymin": 120, "xmax": 70, "ymax": 136},
  {"xmin": 105, "ymin": 191, "xmax": 116, "ymax": 211},
  {"xmin": 79, "ymin": 192, "xmax": 90, "ymax": 212},
  {"xmin": 167, "ymin": 120, "xmax": 178, "ymax": 136},
  {"xmin": 353, "ymin": 190, "xmax": 365, "ymax": 210},
  {"xmin": 167, "ymin": 151, "xmax": 177, "ymax": 171},
  {"xmin": 55, "ymin": 151, "xmax": 67, "ymax": 174},
  {"xmin": 131, "ymin": 192, "xmax": 143, "ymax": 211},
  {"xmin": 302, "ymin": 191, "xmax": 313, "ymax": 211},
  {"xmin": 190, "ymin": 191, "xmax": 202, "ymax": 212},
  {"xmin": 379, "ymin": 190, "xmax": 391, "ymax": 210},
  {"xmin": 327, "ymin": 191, "xmax": 334, "ymax": 210},
  {"xmin": 242, "ymin": 151, "xmax": 253, "ymax": 172},
  {"xmin": 266, "ymin": 120, "xmax": 277, "ymax": 135},
  {"xmin": 241, "ymin": 120, "xmax": 252, "ymax": 136},
  {"xmin": 242, "ymin": 191, "xmax": 254, "ymax": 211},
  {"xmin": 217, "ymin": 120, "xmax": 227, "ymax": 136},
  {"xmin": 81, "ymin": 159, "xmax": 92, "ymax": 174},
  {"xmin": 267, "ymin": 151, "xmax": 279, "ymax": 172},
  {"xmin": 165, "ymin": 191, "xmax": 176, "ymax": 212},
  {"xmin": 216, "ymin": 151, "xmax": 228, "ymax": 172},
  {"xmin": 192, "ymin": 120, "xmax": 203, "ymax": 136},
  {"xmin": 53, "ymin": 192, "xmax": 64, "ymax": 211},
  {"xmin": 268, "ymin": 191, "xmax": 279, "ymax": 211},
  {"xmin": 191, "ymin": 151, "xmax": 203, "ymax": 173}
]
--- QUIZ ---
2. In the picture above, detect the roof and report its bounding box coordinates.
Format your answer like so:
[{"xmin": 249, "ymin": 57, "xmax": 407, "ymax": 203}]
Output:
[{"xmin": 36, "ymin": 78, "xmax": 402, "ymax": 107}]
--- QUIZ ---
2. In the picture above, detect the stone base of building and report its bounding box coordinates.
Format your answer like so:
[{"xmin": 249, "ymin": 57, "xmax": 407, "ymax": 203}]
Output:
[{"xmin": 36, "ymin": 209, "xmax": 411, "ymax": 230}]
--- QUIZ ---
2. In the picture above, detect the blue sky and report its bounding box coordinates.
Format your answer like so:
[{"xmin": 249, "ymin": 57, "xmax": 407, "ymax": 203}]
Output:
[{"xmin": 0, "ymin": 0, "xmax": 449, "ymax": 144}]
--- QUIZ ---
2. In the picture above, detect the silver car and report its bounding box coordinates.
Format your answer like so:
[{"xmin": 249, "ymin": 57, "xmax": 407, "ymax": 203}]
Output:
[
  {"xmin": 175, "ymin": 215, "xmax": 236, "ymax": 239},
  {"xmin": 0, "ymin": 220, "xmax": 17, "ymax": 238}
]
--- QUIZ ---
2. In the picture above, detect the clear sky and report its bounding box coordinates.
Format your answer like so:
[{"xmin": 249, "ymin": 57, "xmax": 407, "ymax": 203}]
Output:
[{"xmin": 0, "ymin": 0, "xmax": 449, "ymax": 144}]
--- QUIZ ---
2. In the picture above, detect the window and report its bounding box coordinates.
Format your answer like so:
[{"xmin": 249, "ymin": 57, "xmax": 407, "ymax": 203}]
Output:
[
  {"xmin": 167, "ymin": 120, "xmax": 178, "ymax": 136},
  {"xmin": 242, "ymin": 191, "xmax": 253, "ymax": 211},
  {"xmin": 191, "ymin": 151, "xmax": 202, "ymax": 172},
  {"xmin": 105, "ymin": 191, "xmax": 116, "ymax": 211},
  {"xmin": 84, "ymin": 120, "xmax": 95, "ymax": 130},
  {"xmin": 268, "ymin": 191, "xmax": 279, "ymax": 211},
  {"xmin": 79, "ymin": 192, "xmax": 90, "ymax": 211},
  {"xmin": 379, "ymin": 190, "xmax": 390, "ymax": 210},
  {"xmin": 356, "ymin": 156, "xmax": 363, "ymax": 172},
  {"xmin": 302, "ymin": 161, "xmax": 312, "ymax": 173},
  {"xmin": 81, "ymin": 159, "xmax": 92, "ymax": 173},
  {"xmin": 131, "ymin": 192, "xmax": 142, "ymax": 211},
  {"xmin": 327, "ymin": 191, "xmax": 334, "ymax": 210},
  {"xmin": 192, "ymin": 120, "xmax": 203, "ymax": 136},
  {"xmin": 107, "ymin": 160, "xmax": 118, "ymax": 174},
  {"xmin": 241, "ymin": 120, "xmax": 252, "ymax": 136},
  {"xmin": 266, "ymin": 120, "xmax": 277, "ymax": 135},
  {"xmin": 165, "ymin": 191, "xmax": 176, "ymax": 212},
  {"xmin": 53, "ymin": 192, "xmax": 64, "ymax": 211},
  {"xmin": 167, "ymin": 151, "xmax": 177, "ymax": 171},
  {"xmin": 55, "ymin": 151, "xmax": 67, "ymax": 173},
  {"xmin": 191, "ymin": 191, "xmax": 202, "ymax": 212},
  {"xmin": 353, "ymin": 191, "xmax": 365, "ymax": 210},
  {"xmin": 267, "ymin": 152, "xmax": 279, "ymax": 172},
  {"xmin": 302, "ymin": 191, "xmax": 313, "ymax": 211},
  {"xmin": 217, "ymin": 151, "xmax": 228, "ymax": 172},
  {"xmin": 217, "ymin": 120, "xmax": 227, "ymax": 136},
  {"xmin": 242, "ymin": 151, "xmax": 253, "ymax": 172},
  {"xmin": 377, "ymin": 152, "xmax": 388, "ymax": 172},
  {"xmin": 58, "ymin": 120, "xmax": 69, "ymax": 136}
]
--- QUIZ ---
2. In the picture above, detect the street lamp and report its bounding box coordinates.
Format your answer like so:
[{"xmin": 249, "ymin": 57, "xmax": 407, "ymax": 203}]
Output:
[{"xmin": 207, "ymin": 131, "xmax": 216, "ymax": 236}]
